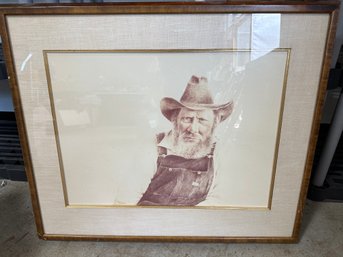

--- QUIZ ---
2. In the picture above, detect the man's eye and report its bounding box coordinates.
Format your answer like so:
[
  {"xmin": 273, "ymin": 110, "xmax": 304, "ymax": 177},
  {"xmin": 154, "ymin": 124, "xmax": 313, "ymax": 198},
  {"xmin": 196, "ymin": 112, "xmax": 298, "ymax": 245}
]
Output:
[
  {"xmin": 181, "ymin": 117, "xmax": 192, "ymax": 123},
  {"xmin": 198, "ymin": 118, "xmax": 208, "ymax": 123}
]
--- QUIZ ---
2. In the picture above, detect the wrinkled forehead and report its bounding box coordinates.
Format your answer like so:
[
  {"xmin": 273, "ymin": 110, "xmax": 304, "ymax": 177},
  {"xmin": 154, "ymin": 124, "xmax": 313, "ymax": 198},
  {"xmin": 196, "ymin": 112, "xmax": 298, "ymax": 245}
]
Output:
[{"xmin": 177, "ymin": 108, "xmax": 215, "ymax": 120}]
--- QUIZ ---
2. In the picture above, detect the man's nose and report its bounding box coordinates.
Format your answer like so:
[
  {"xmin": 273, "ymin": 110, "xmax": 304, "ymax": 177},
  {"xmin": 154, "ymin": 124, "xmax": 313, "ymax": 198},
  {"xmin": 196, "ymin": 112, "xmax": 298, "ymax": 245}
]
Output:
[{"xmin": 187, "ymin": 119, "xmax": 199, "ymax": 133}]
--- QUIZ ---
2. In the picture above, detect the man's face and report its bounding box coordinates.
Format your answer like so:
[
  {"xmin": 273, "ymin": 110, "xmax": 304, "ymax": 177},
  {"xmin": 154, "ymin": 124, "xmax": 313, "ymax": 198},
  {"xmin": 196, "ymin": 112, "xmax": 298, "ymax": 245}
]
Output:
[
  {"xmin": 177, "ymin": 108, "xmax": 215, "ymax": 143},
  {"xmin": 172, "ymin": 108, "xmax": 216, "ymax": 158}
]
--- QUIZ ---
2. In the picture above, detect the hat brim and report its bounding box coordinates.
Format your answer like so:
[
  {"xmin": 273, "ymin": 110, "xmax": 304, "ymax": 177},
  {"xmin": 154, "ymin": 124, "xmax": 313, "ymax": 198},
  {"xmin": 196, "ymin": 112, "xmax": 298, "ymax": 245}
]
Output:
[{"xmin": 160, "ymin": 97, "xmax": 234, "ymax": 122}]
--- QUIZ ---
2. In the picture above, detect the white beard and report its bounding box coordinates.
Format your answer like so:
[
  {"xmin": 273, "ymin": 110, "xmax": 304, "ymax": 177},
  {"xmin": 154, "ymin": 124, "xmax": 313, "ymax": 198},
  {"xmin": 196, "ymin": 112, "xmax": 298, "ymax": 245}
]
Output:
[{"xmin": 171, "ymin": 130, "xmax": 213, "ymax": 159}]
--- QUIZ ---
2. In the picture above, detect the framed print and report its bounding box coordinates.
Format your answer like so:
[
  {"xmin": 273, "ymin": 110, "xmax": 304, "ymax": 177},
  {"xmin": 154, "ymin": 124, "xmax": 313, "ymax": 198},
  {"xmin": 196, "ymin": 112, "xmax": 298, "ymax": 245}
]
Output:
[{"xmin": 0, "ymin": 1, "xmax": 339, "ymax": 242}]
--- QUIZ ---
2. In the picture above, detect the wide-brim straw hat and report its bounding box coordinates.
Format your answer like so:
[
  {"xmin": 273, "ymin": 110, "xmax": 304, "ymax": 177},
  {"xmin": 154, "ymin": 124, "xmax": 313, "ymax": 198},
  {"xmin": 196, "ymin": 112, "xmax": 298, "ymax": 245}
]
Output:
[{"xmin": 160, "ymin": 75, "xmax": 233, "ymax": 122}]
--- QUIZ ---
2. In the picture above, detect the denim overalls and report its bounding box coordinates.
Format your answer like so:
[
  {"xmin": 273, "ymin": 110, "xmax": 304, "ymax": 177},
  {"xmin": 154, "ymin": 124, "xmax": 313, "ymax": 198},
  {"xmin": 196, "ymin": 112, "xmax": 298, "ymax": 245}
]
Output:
[{"xmin": 138, "ymin": 134, "xmax": 215, "ymax": 206}]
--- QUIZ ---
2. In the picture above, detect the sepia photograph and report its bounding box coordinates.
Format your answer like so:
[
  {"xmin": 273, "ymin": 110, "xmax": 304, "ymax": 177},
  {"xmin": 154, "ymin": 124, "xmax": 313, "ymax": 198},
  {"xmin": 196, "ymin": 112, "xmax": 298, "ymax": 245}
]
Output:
[{"xmin": 44, "ymin": 49, "xmax": 289, "ymax": 208}]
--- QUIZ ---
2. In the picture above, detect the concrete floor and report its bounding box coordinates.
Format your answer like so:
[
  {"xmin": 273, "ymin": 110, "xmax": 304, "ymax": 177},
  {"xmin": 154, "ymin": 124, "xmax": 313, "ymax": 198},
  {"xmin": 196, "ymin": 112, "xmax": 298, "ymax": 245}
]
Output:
[{"xmin": 0, "ymin": 181, "xmax": 342, "ymax": 257}]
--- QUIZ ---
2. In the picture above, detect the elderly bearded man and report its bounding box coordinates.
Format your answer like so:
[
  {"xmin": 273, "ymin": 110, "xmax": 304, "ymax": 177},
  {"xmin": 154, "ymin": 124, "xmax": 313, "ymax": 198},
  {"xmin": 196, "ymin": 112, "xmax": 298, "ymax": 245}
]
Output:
[{"xmin": 138, "ymin": 75, "xmax": 233, "ymax": 206}]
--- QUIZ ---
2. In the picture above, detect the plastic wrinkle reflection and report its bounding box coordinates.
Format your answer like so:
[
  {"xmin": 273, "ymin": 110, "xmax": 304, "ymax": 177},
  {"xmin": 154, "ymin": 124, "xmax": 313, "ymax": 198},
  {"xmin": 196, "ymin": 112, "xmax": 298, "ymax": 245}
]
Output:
[
  {"xmin": 20, "ymin": 53, "xmax": 33, "ymax": 72},
  {"xmin": 251, "ymin": 14, "xmax": 281, "ymax": 60},
  {"xmin": 234, "ymin": 111, "xmax": 243, "ymax": 129},
  {"xmin": 230, "ymin": 13, "xmax": 281, "ymax": 60}
]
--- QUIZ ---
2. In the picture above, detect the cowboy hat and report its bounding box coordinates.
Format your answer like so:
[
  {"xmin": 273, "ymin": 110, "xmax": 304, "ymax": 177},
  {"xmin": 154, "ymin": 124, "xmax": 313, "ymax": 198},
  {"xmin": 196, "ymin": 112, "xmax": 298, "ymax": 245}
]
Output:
[{"xmin": 160, "ymin": 75, "xmax": 233, "ymax": 122}]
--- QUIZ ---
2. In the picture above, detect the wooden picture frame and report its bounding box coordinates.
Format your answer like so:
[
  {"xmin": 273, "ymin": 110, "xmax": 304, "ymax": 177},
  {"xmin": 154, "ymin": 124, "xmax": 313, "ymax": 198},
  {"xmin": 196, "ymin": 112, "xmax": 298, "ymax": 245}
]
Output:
[{"xmin": 0, "ymin": 1, "xmax": 339, "ymax": 242}]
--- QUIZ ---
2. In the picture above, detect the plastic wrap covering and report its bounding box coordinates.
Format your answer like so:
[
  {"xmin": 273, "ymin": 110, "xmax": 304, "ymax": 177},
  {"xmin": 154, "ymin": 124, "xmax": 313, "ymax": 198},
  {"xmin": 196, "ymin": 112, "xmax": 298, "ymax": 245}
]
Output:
[{"xmin": 26, "ymin": 14, "xmax": 286, "ymax": 208}]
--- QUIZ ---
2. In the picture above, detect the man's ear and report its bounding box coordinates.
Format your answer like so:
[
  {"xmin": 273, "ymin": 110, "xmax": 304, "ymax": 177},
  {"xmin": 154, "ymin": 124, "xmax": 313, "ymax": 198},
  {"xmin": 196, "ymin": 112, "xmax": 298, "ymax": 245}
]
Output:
[
  {"xmin": 213, "ymin": 110, "xmax": 222, "ymax": 125},
  {"xmin": 216, "ymin": 113, "xmax": 221, "ymax": 124},
  {"xmin": 215, "ymin": 102, "xmax": 234, "ymax": 123},
  {"xmin": 215, "ymin": 109, "xmax": 227, "ymax": 124},
  {"xmin": 170, "ymin": 108, "xmax": 181, "ymax": 122}
]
